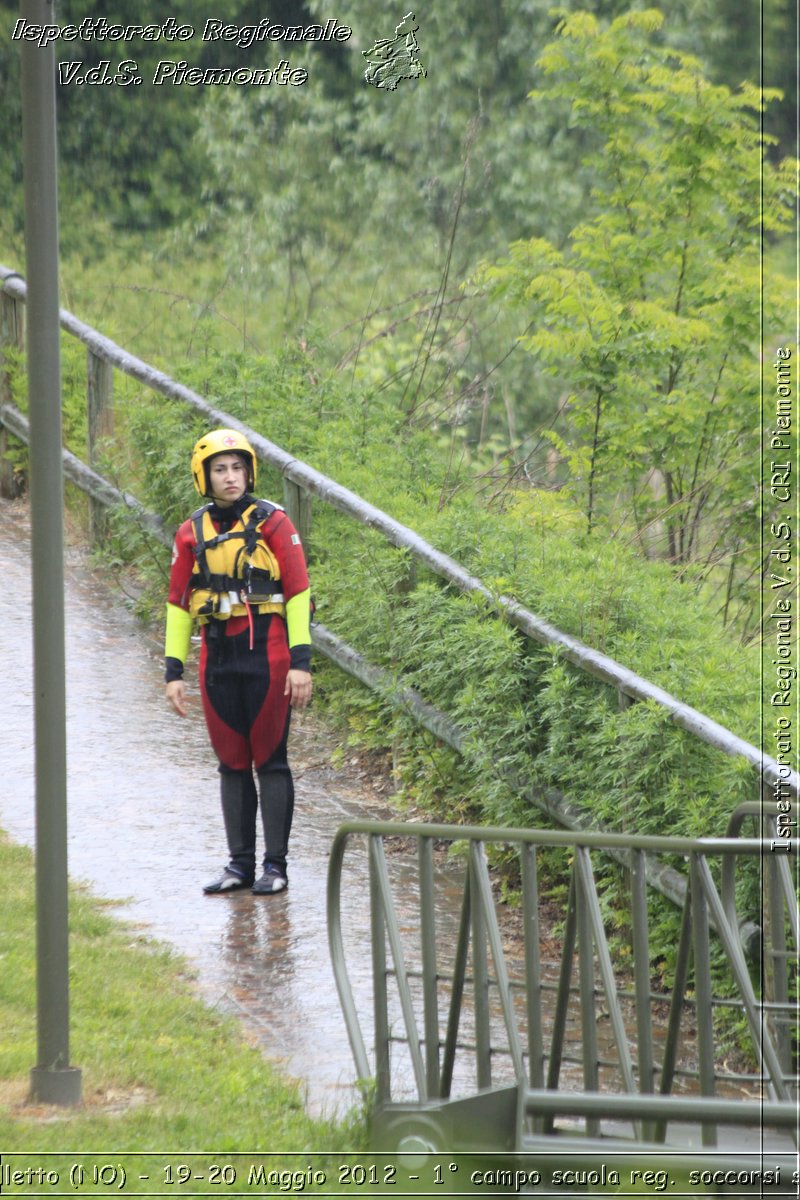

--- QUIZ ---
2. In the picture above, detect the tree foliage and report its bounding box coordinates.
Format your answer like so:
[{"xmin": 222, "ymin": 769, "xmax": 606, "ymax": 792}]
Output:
[
  {"xmin": 0, "ymin": 0, "xmax": 337, "ymax": 233},
  {"xmin": 478, "ymin": 9, "xmax": 795, "ymax": 634}
]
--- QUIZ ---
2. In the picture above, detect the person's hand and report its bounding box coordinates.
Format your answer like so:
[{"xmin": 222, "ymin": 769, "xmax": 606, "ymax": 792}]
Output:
[
  {"xmin": 285, "ymin": 669, "xmax": 312, "ymax": 710},
  {"xmin": 166, "ymin": 679, "xmax": 189, "ymax": 717}
]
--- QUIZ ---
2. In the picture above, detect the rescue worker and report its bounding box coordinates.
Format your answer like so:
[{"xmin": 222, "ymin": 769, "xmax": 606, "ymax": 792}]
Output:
[{"xmin": 164, "ymin": 428, "xmax": 312, "ymax": 895}]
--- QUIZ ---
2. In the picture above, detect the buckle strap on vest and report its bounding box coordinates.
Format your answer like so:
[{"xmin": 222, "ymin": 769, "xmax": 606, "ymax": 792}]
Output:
[{"xmin": 187, "ymin": 569, "xmax": 283, "ymax": 596}]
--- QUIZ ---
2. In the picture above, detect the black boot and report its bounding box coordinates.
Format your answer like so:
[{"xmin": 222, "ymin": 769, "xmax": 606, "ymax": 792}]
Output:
[
  {"xmin": 252, "ymin": 763, "xmax": 294, "ymax": 894},
  {"xmin": 203, "ymin": 769, "xmax": 258, "ymax": 892}
]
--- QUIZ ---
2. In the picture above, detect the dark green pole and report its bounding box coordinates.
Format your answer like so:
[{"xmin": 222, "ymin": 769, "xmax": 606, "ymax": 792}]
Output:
[{"xmin": 21, "ymin": 0, "xmax": 82, "ymax": 1105}]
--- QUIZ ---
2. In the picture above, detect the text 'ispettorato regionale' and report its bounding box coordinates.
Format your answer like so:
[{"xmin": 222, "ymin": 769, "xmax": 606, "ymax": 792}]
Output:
[{"xmin": 11, "ymin": 17, "xmax": 353, "ymax": 48}]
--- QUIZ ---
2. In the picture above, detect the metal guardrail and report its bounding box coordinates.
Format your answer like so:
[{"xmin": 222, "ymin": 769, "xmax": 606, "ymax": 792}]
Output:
[
  {"xmin": 327, "ymin": 819, "xmax": 798, "ymax": 1152},
  {"xmin": 0, "ymin": 264, "xmax": 797, "ymax": 806}
]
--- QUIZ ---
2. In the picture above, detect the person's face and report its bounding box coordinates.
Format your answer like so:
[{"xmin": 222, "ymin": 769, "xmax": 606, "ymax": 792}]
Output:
[{"xmin": 208, "ymin": 453, "xmax": 249, "ymax": 505}]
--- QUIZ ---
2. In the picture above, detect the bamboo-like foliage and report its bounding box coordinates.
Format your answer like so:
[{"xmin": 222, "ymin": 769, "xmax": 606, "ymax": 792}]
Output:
[{"xmin": 478, "ymin": 10, "xmax": 796, "ymax": 634}]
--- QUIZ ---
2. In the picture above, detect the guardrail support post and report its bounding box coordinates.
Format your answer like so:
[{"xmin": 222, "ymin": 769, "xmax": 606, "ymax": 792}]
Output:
[
  {"xmin": 0, "ymin": 290, "xmax": 24, "ymax": 498},
  {"xmin": 761, "ymin": 784, "xmax": 793, "ymax": 1077},
  {"xmin": 86, "ymin": 349, "xmax": 113, "ymax": 542},
  {"xmin": 470, "ymin": 843, "xmax": 492, "ymax": 1090},
  {"xmin": 689, "ymin": 855, "xmax": 717, "ymax": 1146},
  {"xmin": 369, "ymin": 834, "xmax": 391, "ymax": 1105},
  {"xmin": 282, "ymin": 477, "xmax": 311, "ymax": 553}
]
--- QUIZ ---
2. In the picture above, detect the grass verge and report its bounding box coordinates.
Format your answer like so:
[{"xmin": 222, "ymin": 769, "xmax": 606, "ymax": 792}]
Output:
[{"xmin": 0, "ymin": 830, "xmax": 363, "ymax": 1158}]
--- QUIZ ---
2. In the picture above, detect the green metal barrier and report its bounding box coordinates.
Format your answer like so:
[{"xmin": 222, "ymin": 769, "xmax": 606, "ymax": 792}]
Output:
[{"xmin": 327, "ymin": 820, "xmax": 798, "ymax": 1156}]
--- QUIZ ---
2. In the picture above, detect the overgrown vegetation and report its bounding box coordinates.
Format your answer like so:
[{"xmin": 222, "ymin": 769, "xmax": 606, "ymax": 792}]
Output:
[{"xmin": 477, "ymin": 10, "xmax": 794, "ymax": 637}]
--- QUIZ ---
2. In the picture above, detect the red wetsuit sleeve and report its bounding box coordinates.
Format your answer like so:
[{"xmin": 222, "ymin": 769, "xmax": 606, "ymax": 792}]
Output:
[
  {"xmin": 260, "ymin": 510, "xmax": 310, "ymax": 602},
  {"xmin": 167, "ymin": 517, "xmax": 198, "ymax": 609}
]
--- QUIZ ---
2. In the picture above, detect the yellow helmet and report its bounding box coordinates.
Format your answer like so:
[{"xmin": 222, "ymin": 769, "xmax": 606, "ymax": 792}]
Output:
[{"xmin": 191, "ymin": 429, "xmax": 257, "ymax": 496}]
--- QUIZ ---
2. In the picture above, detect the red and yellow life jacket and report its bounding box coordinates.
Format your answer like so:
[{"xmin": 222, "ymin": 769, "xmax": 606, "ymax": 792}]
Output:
[{"xmin": 186, "ymin": 501, "xmax": 285, "ymax": 623}]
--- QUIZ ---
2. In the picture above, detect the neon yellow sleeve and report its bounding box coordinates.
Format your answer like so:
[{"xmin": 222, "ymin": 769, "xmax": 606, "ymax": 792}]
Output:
[
  {"xmin": 164, "ymin": 602, "xmax": 193, "ymax": 664},
  {"xmin": 285, "ymin": 587, "xmax": 311, "ymax": 649}
]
